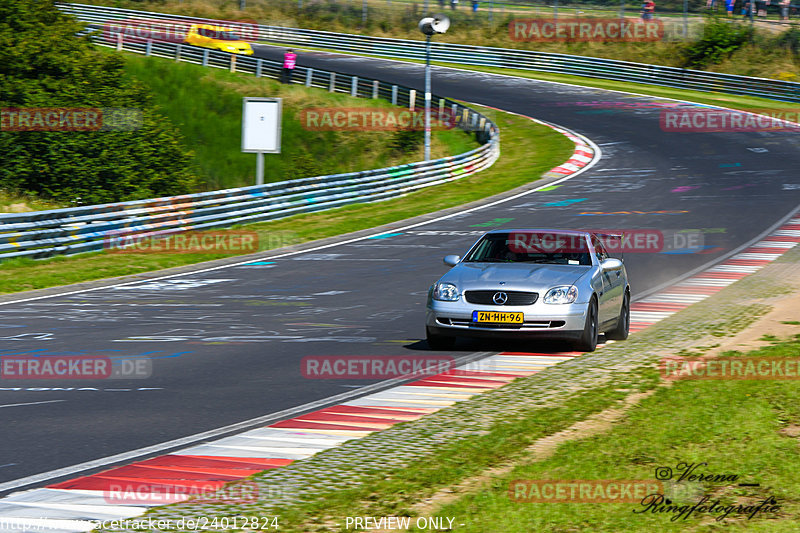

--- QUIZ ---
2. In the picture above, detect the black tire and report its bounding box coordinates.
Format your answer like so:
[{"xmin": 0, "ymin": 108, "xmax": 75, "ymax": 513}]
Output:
[
  {"xmin": 606, "ymin": 292, "xmax": 630, "ymax": 341},
  {"xmin": 574, "ymin": 298, "xmax": 598, "ymax": 352},
  {"xmin": 426, "ymin": 327, "xmax": 456, "ymax": 350}
]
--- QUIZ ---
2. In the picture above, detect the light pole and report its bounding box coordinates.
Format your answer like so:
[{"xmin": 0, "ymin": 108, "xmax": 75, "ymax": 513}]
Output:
[
  {"xmin": 418, "ymin": 14, "xmax": 450, "ymax": 161},
  {"xmin": 683, "ymin": 0, "xmax": 688, "ymax": 38}
]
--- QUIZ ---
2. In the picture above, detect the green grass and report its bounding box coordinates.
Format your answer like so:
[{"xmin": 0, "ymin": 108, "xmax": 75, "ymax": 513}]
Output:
[
  {"xmin": 0, "ymin": 105, "xmax": 573, "ymax": 294},
  {"xmin": 119, "ymin": 51, "xmax": 475, "ymax": 191},
  {"xmin": 426, "ymin": 336, "xmax": 800, "ymax": 532},
  {"xmin": 0, "ymin": 191, "xmax": 64, "ymax": 213}
]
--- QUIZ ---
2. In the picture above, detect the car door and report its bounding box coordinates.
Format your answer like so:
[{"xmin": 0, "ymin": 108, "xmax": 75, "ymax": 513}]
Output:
[
  {"xmin": 195, "ymin": 26, "xmax": 214, "ymax": 48},
  {"xmin": 593, "ymin": 236, "xmax": 624, "ymax": 327}
]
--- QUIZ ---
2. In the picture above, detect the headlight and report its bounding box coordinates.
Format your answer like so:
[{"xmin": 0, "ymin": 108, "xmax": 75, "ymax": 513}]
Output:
[
  {"xmin": 433, "ymin": 282, "xmax": 459, "ymax": 302},
  {"xmin": 543, "ymin": 285, "xmax": 578, "ymax": 304}
]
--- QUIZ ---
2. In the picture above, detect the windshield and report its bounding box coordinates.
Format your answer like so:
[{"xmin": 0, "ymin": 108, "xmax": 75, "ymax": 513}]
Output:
[
  {"xmin": 463, "ymin": 232, "xmax": 592, "ymax": 265},
  {"xmin": 198, "ymin": 27, "xmax": 242, "ymax": 40}
]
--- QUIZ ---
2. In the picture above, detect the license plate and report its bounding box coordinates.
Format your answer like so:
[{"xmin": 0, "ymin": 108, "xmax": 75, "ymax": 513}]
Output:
[{"xmin": 472, "ymin": 311, "xmax": 524, "ymax": 324}]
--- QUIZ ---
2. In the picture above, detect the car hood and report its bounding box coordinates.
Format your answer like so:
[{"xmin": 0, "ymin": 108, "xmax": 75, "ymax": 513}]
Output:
[{"xmin": 439, "ymin": 262, "xmax": 591, "ymax": 289}]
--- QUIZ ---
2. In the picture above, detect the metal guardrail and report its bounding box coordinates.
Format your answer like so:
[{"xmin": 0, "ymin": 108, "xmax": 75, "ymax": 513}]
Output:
[
  {"xmin": 60, "ymin": 2, "xmax": 800, "ymax": 103},
  {"xmin": 1, "ymin": 13, "xmax": 498, "ymax": 261}
]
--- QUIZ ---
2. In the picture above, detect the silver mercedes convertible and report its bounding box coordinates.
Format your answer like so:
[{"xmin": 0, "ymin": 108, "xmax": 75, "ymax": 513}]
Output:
[{"xmin": 425, "ymin": 229, "xmax": 630, "ymax": 352}]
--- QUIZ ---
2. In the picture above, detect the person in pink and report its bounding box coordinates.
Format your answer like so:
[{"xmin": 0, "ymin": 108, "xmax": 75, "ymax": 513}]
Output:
[{"xmin": 282, "ymin": 49, "xmax": 297, "ymax": 84}]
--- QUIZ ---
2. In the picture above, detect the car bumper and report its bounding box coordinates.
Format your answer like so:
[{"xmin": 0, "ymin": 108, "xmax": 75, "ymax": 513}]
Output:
[{"xmin": 426, "ymin": 299, "xmax": 588, "ymax": 340}]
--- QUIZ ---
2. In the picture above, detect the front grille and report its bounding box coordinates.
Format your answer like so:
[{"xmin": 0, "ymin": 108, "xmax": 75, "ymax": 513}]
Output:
[
  {"xmin": 464, "ymin": 290, "xmax": 538, "ymax": 306},
  {"xmin": 439, "ymin": 318, "xmax": 566, "ymax": 329}
]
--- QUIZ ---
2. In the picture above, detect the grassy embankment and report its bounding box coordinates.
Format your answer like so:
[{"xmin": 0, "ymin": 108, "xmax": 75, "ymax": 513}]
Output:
[
  {"xmin": 119, "ymin": 53, "xmax": 475, "ymax": 192},
  {"xmin": 0, "ymin": 192, "xmax": 62, "ymax": 214}
]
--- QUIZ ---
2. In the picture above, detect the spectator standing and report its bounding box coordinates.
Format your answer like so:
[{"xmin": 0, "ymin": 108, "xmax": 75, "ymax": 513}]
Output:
[
  {"xmin": 282, "ymin": 49, "xmax": 297, "ymax": 84},
  {"xmin": 641, "ymin": 0, "xmax": 655, "ymax": 19},
  {"xmin": 450, "ymin": 0, "xmax": 458, "ymax": 10},
  {"xmin": 780, "ymin": 0, "xmax": 790, "ymax": 20}
]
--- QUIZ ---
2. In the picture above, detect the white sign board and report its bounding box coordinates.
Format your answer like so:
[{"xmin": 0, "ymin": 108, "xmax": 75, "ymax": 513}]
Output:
[{"xmin": 242, "ymin": 97, "xmax": 282, "ymax": 153}]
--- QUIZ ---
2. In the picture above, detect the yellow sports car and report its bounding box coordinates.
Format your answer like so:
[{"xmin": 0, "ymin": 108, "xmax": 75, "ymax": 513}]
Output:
[{"xmin": 184, "ymin": 24, "xmax": 254, "ymax": 55}]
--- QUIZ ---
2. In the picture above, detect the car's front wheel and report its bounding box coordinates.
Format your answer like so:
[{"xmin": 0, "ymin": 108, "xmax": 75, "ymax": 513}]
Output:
[
  {"xmin": 574, "ymin": 298, "xmax": 598, "ymax": 352},
  {"xmin": 426, "ymin": 327, "xmax": 456, "ymax": 350},
  {"xmin": 606, "ymin": 292, "xmax": 630, "ymax": 341}
]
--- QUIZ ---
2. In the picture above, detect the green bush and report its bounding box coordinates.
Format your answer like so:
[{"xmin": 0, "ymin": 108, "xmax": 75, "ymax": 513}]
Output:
[
  {"xmin": 680, "ymin": 17, "xmax": 754, "ymax": 69},
  {"xmin": 775, "ymin": 23, "xmax": 800, "ymax": 58},
  {"xmin": 390, "ymin": 129, "xmax": 424, "ymax": 154}
]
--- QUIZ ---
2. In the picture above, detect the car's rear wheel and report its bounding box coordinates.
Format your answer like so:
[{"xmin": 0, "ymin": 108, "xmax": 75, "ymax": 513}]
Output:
[
  {"xmin": 574, "ymin": 298, "xmax": 598, "ymax": 352},
  {"xmin": 426, "ymin": 327, "xmax": 456, "ymax": 350},
  {"xmin": 606, "ymin": 292, "xmax": 630, "ymax": 341}
]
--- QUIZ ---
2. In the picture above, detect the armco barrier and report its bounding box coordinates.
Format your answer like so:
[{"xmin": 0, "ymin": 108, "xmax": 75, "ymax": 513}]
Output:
[
  {"xmin": 0, "ymin": 11, "xmax": 498, "ymax": 261},
  {"xmin": 58, "ymin": 3, "xmax": 800, "ymax": 103}
]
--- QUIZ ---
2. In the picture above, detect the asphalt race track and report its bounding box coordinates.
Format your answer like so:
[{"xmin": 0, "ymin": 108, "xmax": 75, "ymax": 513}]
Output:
[{"xmin": 1, "ymin": 47, "xmax": 799, "ymax": 493}]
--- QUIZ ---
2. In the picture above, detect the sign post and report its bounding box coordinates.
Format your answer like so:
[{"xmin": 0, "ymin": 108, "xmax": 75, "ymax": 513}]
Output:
[{"xmin": 242, "ymin": 97, "xmax": 282, "ymax": 185}]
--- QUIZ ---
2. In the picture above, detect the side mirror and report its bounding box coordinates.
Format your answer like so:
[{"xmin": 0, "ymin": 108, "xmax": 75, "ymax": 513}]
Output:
[
  {"xmin": 601, "ymin": 258, "xmax": 623, "ymax": 271},
  {"xmin": 443, "ymin": 255, "xmax": 461, "ymax": 267}
]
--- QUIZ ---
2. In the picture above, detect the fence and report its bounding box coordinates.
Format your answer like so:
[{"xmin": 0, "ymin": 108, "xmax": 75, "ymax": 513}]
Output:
[{"xmin": 0, "ymin": 15, "xmax": 498, "ymax": 261}]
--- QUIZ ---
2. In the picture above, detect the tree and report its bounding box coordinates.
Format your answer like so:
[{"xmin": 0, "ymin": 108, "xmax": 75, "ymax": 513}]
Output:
[{"xmin": 0, "ymin": 0, "xmax": 198, "ymax": 204}]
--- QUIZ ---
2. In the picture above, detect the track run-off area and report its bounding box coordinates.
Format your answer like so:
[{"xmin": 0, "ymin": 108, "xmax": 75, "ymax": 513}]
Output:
[{"xmin": 1, "ymin": 45, "xmax": 799, "ymax": 516}]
